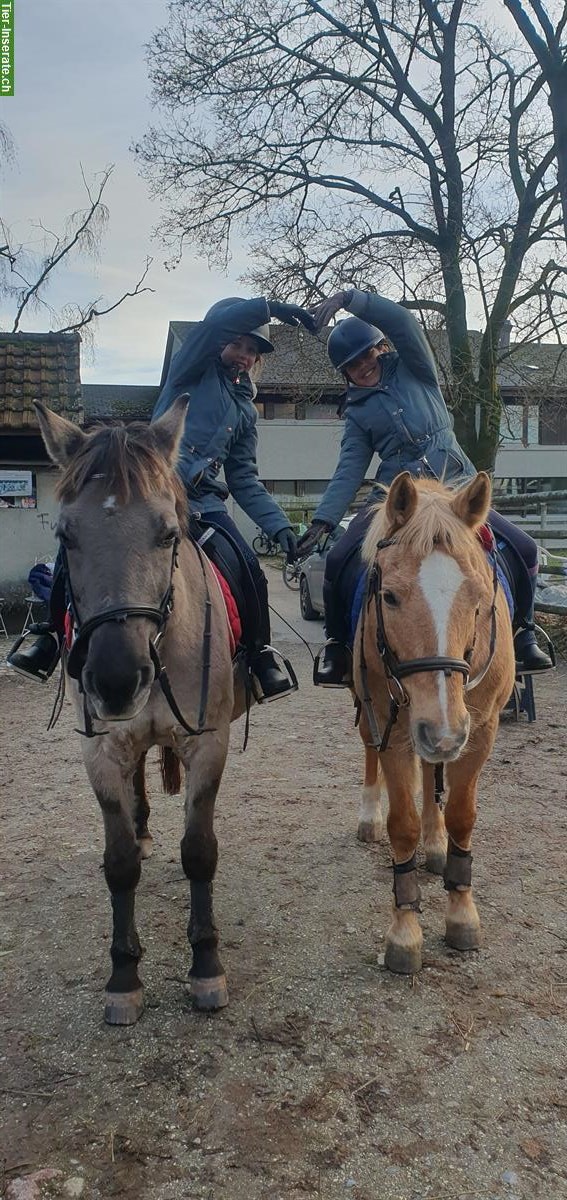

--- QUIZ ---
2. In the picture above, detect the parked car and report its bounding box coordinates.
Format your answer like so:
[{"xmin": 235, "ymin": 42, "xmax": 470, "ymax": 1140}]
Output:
[{"xmin": 298, "ymin": 517, "xmax": 353, "ymax": 620}]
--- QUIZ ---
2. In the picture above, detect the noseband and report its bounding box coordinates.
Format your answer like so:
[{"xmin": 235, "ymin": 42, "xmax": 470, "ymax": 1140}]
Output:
[
  {"xmin": 358, "ymin": 537, "xmax": 498, "ymax": 752},
  {"xmin": 60, "ymin": 538, "xmax": 214, "ymax": 739}
]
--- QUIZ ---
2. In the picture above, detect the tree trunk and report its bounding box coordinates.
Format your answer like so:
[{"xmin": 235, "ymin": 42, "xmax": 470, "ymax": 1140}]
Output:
[
  {"xmin": 450, "ymin": 377, "xmax": 501, "ymax": 474},
  {"xmin": 548, "ymin": 67, "xmax": 567, "ymax": 245}
]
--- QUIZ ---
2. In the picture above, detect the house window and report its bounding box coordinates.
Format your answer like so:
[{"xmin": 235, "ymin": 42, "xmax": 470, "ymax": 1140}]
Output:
[{"xmin": 0, "ymin": 469, "xmax": 37, "ymax": 509}]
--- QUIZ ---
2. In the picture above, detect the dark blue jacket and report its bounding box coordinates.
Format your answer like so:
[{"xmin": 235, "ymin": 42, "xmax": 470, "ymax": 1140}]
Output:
[
  {"xmin": 314, "ymin": 289, "xmax": 476, "ymax": 528},
  {"xmin": 152, "ymin": 297, "xmax": 291, "ymax": 536}
]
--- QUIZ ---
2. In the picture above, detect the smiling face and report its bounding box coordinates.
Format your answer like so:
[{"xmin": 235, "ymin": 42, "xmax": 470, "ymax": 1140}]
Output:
[
  {"xmin": 220, "ymin": 334, "xmax": 260, "ymax": 375},
  {"xmin": 344, "ymin": 341, "xmax": 389, "ymax": 388}
]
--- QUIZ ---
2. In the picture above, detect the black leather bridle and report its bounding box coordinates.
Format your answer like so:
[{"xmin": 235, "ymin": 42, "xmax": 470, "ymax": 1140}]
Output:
[
  {"xmin": 358, "ymin": 537, "xmax": 498, "ymax": 752},
  {"xmin": 60, "ymin": 536, "xmax": 215, "ymax": 739}
]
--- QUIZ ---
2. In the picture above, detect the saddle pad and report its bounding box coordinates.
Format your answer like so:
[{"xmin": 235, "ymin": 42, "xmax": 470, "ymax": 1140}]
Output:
[{"xmin": 210, "ymin": 562, "xmax": 242, "ymax": 656}]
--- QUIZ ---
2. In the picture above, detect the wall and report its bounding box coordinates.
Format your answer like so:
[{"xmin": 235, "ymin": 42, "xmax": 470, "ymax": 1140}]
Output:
[{"xmin": 0, "ymin": 467, "xmax": 59, "ymax": 604}]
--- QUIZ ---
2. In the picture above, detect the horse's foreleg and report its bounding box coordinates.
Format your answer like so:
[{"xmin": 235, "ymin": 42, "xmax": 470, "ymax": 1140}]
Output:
[
  {"xmin": 421, "ymin": 762, "xmax": 447, "ymax": 875},
  {"xmin": 91, "ymin": 765, "xmax": 143, "ymax": 1026},
  {"xmin": 357, "ymin": 743, "xmax": 384, "ymax": 843},
  {"xmin": 133, "ymin": 753, "xmax": 153, "ymax": 860},
  {"xmin": 181, "ymin": 735, "xmax": 229, "ymax": 1012},
  {"xmin": 443, "ymin": 716, "xmax": 497, "ymax": 952},
  {"xmin": 380, "ymin": 750, "xmax": 423, "ymax": 974}
]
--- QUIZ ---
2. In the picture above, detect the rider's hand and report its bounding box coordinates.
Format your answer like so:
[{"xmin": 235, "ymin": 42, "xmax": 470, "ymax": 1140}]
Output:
[
  {"xmin": 310, "ymin": 290, "xmax": 353, "ymax": 332},
  {"xmin": 268, "ymin": 300, "xmax": 317, "ymax": 334},
  {"xmin": 275, "ymin": 527, "xmax": 298, "ymax": 563},
  {"xmin": 297, "ymin": 520, "xmax": 333, "ymax": 556}
]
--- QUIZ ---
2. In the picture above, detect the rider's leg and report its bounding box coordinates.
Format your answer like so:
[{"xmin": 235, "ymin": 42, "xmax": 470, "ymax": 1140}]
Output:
[
  {"xmin": 488, "ymin": 509, "xmax": 553, "ymax": 672},
  {"xmin": 205, "ymin": 512, "xmax": 296, "ymax": 700},
  {"xmin": 315, "ymin": 506, "xmax": 375, "ymax": 687},
  {"xmin": 7, "ymin": 553, "xmax": 65, "ymax": 682}
]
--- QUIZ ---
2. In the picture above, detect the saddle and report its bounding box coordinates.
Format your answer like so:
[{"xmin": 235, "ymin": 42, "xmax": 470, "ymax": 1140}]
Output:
[{"xmin": 188, "ymin": 517, "xmax": 257, "ymax": 656}]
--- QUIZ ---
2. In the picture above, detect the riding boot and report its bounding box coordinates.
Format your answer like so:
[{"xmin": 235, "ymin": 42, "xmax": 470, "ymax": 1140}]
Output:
[
  {"xmin": 7, "ymin": 624, "xmax": 61, "ymax": 682},
  {"xmin": 514, "ymin": 575, "xmax": 554, "ymax": 674},
  {"xmin": 314, "ymin": 574, "xmax": 353, "ymax": 687},
  {"xmin": 248, "ymin": 571, "xmax": 297, "ymax": 702},
  {"xmin": 6, "ymin": 560, "xmax": 65, "ymax": 683}
]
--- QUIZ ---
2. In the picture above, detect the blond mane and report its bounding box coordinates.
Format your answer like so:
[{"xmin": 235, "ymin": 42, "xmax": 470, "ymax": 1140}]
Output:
[
  {"xmin": 56, "ymin": 421, "xmax": 188, "ymax": 525},
  {"xmin": 362, "ymin": 479, "xmax": 480, "ymax": 565}
]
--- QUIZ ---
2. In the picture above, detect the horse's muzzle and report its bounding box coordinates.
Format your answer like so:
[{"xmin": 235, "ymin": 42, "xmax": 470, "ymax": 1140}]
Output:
[
  {"xmin": 82, "ymin": 631, "xmax": 155, "ymax": 721},
  {"xmin": 413, "ymin": 717, "xmax": 470, "ymax": 763}
]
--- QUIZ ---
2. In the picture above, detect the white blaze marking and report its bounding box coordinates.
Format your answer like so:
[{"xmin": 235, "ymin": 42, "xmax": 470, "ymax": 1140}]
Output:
[
  {"xmin": 418, "ymin": 551, "xmax": 464, "ymax": 725},
  {"xmin": 103, "ymin": 495, "xmax": 117, "ymax": 510}
]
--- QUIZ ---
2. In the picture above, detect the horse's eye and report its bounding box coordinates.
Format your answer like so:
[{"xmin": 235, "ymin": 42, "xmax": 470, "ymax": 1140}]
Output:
[
  {"xmin": 383, "ymin": 590, "xmax": 398, "ymax": 608},
  {"xmin": 57, "ymin": 528, "xmax": 77, "ymax": 551},
  {"xmin": 159, "ymin": 530, "xmax": 179, "ymax": 548}
]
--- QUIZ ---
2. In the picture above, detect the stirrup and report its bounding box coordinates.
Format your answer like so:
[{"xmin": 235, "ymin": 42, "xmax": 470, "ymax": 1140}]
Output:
[
  {"xmin": 313, "ymin": 640, "xmax": 353, "ymax": 688},
  {"xmin": 250, "ymin": 646, "xmax": 299, "ymax": 704},
  {"xmin": 514, "ymin": 623, "xmax": 556, "ymax": 676}
]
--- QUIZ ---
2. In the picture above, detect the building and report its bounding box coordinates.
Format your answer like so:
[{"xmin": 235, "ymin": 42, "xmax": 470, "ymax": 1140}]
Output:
[{"xmin": 1, "ymin": 322, "xmax": 566, "ymax": 606}]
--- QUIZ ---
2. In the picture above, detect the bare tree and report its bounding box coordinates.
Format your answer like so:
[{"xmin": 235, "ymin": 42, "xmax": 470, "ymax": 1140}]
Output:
[
  {"xmin": 136, "ymin": 0, "xmax": 567, "ymax": 470},
  {"xmin": 0, "ymin": 165, "xmax": 153, "ymax": 348},
  {"xmin": 503, "ymin": 0, "xmax": 567, "ymax": 243}
]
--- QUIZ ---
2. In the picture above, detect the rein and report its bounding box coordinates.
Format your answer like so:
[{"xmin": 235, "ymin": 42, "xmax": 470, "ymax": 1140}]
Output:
[
  {"xmin": 358, "ymin": 536, "xmax": 499, "ymax": 753},
  {"xmin": 59, "ymin": 537, "xmax": 215, "ymax": 740}
]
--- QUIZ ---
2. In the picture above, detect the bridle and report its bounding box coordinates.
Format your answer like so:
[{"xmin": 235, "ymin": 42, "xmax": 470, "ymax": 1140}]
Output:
[
  {"xmin": 59, "ymin": 535, "xmax": 214, "ymax": 739},
  {"xmin": 358, "ymin": 536, "xmax": 498, "ymax": 753}
]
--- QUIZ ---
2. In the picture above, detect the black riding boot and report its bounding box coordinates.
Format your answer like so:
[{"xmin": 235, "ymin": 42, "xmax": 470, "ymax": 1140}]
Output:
[
  {"xmin": 313, "ymin": 575, "xmax": 354, "ymax": 688},
  {"xmin": 248, "ymin": 572, "xmax": 297, "ymax": 702},
  {"xmin": 7, "ymin": 563, "xmax": 64, "ymax": 683},
  {"xmin": 514, "ymin": 575, "xmax": 554, "ymax": 674}
]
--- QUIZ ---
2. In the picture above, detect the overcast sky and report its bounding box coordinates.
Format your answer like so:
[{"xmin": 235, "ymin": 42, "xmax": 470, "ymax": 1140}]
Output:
[{"xmin": 2, "ymin": 0, "xmax": 247, "ymax": 385}]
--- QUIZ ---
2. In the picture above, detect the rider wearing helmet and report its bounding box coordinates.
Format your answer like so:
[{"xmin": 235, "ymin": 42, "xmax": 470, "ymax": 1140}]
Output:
[
  {"xmin": 297, "ymin": 288, "xmax": 553, "ymax": 685},
  {"xmin": 151, "ymin": 294, "xmax": 316, "ymax": 700},
  {"xmin": 9, "ymin": 295, "xmax": 316, "ymax": 702}
]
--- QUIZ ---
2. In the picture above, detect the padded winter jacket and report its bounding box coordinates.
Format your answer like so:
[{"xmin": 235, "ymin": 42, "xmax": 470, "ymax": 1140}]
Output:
[
  {"xmin": 151, "ymin": 297, "xmax": 291, "ymax": 536},
  {"xmin": 313, "ymin": 289, "xmax": 476, "ymax": 528}
]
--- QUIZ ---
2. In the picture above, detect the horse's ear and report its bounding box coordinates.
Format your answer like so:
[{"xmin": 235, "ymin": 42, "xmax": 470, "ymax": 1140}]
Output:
[
  {"xmin": 450, "ymin": 471, "xmax": 492, "ymax": 528},
  {"xmin": 33, "ymin": 401, "xmax": 87, "ymax": 467},
  {"xmin": 385, "ymin": 472, "xmax": 418, "ymax": 530},
  {"xmin": 151, "ymin": 393, "xmax": 189, "ymax": 465}
]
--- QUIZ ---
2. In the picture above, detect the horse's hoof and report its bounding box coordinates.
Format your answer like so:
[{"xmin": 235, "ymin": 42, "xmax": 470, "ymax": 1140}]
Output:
[
  {"xmin": 445, "ymin": 922, "xmax": 480, "ymax": 951},
  {"xmin": 104, "ymin": 987, "xmax": 144, "ymax": 1025},
  {"xmin": 138, "ymin": 835, "xmax": 153, "ymax": 860},
  {"xmin": 384, "ymin": 942, "xmax": 422, "ymax": 975},
  {"xmin": 357, "ymin": 820, "xmax": 381, "ymax": 843},
  {"xmin": 424, "ymin": 850, "xmax": 446, "ymax": 875},
  {"xmin": 188, "ymin": 974, "xmax": 229, "ymax": 1011}
]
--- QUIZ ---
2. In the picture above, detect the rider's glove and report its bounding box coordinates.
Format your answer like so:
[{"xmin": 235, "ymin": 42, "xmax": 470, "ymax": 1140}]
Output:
[
  {"xmin": 275, "ymin": 527, "xmax": 298, "ymax": 563},
  {"xmin": 268, "ymin": 300, "xmax": 317, "ymax": 334},
  {"xmin": 310, "ymin": 290, "xmax": 354, "ymax": 332},
  {"xmin": 297, "ymin": 520, "xmax": 334, "ymax": 557}
]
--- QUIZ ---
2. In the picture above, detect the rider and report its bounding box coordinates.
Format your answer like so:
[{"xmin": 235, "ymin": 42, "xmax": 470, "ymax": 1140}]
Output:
[
  {"xmin": 8, "ymin": 295, "xmax": 316, "ymax": 701},
  {"xmin": 297, "ymin": 288, "xmax": 553, "ymax": 685}
]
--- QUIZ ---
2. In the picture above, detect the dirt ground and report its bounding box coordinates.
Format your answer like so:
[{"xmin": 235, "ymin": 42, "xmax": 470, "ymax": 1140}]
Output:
[{"xmin": 1, "ymin": 575, "xmax": 567, "ymax": 1200}]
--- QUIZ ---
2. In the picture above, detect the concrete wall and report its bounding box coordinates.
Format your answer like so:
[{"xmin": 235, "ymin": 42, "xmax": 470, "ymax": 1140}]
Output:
[{"xmin": 0, "ymin": 467, "xmax": 59, "ymax": 604}]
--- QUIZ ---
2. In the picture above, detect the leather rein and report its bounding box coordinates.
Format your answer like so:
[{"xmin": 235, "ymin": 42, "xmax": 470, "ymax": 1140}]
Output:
[
  {"xmin": 59, "ymin": 536, "xmax": 215, "ymax": 740},
  {"xmin": 358, "ymin": 536, "xmax": 498, "ymax": 753}
]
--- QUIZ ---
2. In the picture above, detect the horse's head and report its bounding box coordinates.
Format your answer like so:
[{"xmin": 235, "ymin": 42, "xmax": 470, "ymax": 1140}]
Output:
[
  {"xmin": 34, "ymin": 396, "xmax": 189, "ymax": 722},
  {"xmin": 362, "ymin": 471, "xmax": 495, "ymax": 763}
]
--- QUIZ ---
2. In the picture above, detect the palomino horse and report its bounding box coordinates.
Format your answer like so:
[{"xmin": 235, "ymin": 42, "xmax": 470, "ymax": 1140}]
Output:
[
  {"xmin": 354, "ymin": 471, "xmax": 515, "ymax": 974},
  {"xmin": 35, "ymin": 397, "xmax": 244, "ymax": 1025}
]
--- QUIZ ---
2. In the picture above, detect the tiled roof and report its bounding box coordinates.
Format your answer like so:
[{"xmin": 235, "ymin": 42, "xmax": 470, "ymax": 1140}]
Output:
[
  {"xmin": 0, "ymin": 332, "xmax": 83, "ymax": 429},
  {"xmin": 82, "ymin": 384, "xmax": 160, "ymax": 423},
  {"xmin": 167, "ymin": 321, "xmax": 567, "ymax": 399}
]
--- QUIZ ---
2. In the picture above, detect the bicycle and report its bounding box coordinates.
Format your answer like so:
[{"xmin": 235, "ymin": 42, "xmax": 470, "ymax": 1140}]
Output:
[
  {"xmin": 252, "ymin": 530, "xmax": 279, "ymax": 556},
  {"xmin": 281, "ymin": 558, "xmax": 302, "ymax": 590}
]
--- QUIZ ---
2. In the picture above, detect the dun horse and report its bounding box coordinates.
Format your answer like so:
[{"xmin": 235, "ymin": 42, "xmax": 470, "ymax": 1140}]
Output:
[
  {"xmin": 354, "ymin": 471, "xmax": 515, "ymax": 974},
  {"xmin": 35, "ymin": 397, "xmax": 242, "ymax": 1025}
]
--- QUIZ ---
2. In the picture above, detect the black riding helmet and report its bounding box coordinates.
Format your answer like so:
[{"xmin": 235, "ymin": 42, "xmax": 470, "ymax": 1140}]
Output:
[
  {"xmin": 206, "ymin": 296, "xmax": 275, "ymax": 355},
  {"xmin": 327, "ymin": 317, "xmax": 385, "ymax": 371}
]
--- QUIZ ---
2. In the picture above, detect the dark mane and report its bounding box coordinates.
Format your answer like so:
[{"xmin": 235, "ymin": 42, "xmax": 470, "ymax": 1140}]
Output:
[{"xmin": 56, "ymin": 422, "xmax": 188, "ymax": 524}]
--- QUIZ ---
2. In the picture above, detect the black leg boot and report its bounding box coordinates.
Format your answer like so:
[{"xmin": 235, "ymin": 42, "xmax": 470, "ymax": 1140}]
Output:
[
  {"xmin": 514, "ymin": 575, "xmax": 554, "ymax": 674},
  {"xmin": 248, "ymin": 572, "xmax": 298, "ymax": 702},
  {"xmin": 313, "ymin": 576, "xmax": 353, "ymax": 687},
  {"xmin": 7, "ymin": 624, "xmax": 61, "ymax": 682}
]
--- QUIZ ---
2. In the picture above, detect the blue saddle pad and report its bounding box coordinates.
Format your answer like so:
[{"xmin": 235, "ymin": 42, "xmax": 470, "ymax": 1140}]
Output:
[{"xmin": 349, "ymin": 551, "xmax": 514, "ymax": 646}]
